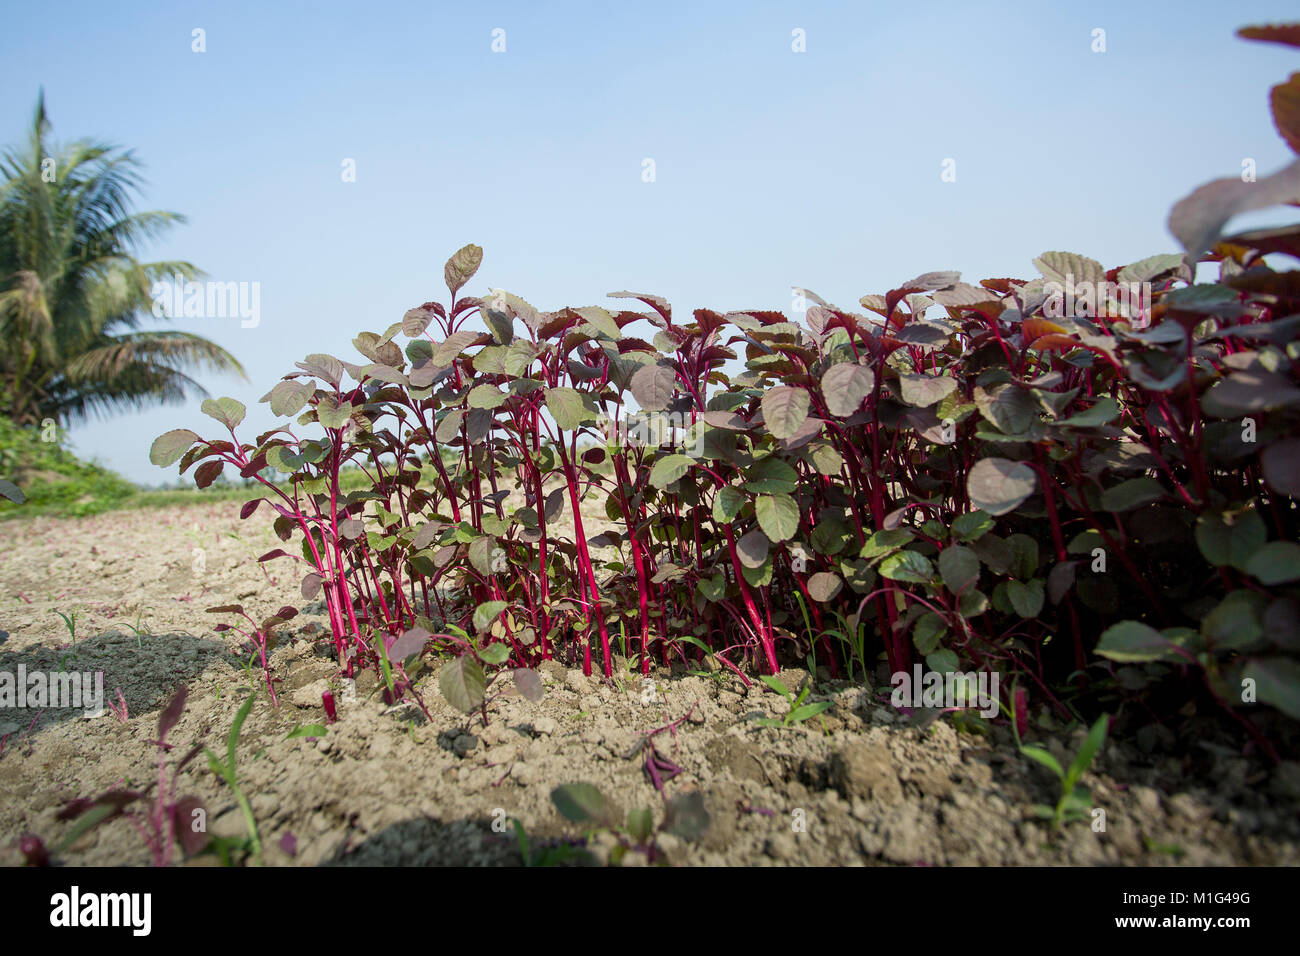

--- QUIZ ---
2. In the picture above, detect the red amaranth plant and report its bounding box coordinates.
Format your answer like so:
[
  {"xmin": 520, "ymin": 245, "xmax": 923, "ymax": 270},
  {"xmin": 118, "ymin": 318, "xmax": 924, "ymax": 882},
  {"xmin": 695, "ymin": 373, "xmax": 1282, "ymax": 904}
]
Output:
[{"xmin": 152, "ymin": 25, "xmax": 1300, "ymax": 749}]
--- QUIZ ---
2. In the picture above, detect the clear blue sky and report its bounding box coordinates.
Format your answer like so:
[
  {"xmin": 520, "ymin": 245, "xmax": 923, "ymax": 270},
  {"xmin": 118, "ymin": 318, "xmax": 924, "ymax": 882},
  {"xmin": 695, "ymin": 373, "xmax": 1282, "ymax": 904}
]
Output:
[{"xmin": 2, "ymin": 0, "xmax": 1297, "ymax": 485}]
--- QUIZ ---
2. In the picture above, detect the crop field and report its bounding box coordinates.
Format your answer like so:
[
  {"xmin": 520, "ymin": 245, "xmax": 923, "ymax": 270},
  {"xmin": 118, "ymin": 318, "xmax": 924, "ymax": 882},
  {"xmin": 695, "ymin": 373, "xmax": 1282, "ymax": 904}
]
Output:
[{"xmin": 0, "ymin": 12, "xmax": 1296, "ymax": 930}]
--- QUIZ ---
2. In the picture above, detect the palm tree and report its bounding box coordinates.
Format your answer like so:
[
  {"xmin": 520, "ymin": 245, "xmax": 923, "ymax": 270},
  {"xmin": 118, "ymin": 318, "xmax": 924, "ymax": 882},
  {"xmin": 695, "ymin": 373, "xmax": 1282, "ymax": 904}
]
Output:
[{"xmin": 0, "ymin": 92, "xmax": 244, "ymax": 427}]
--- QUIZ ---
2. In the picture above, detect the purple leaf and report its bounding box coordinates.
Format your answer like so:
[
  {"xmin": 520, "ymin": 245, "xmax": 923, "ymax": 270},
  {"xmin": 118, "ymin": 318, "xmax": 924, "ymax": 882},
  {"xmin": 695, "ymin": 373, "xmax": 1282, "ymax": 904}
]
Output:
[{"xmin": 158, "ymin": 684, "xmax": 187, "ymax": 742}]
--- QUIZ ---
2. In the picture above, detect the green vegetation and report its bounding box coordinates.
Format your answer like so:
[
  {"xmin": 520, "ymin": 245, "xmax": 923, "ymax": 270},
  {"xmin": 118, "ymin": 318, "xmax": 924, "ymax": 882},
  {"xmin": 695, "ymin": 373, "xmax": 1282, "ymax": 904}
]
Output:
[
  {"xmin": 0, "ymin": 93, "xmax": 244, "ymax": 427},
  {"xmin": 0, "ymin": 412, "xmax": 375, "ymax": 518}
]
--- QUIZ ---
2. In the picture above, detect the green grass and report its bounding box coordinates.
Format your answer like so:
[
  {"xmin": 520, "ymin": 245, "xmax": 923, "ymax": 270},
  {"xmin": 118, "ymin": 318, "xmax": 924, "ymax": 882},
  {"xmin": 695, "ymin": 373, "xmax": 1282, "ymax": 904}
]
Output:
[{"xmin": 0, "ymin": 416, "xmax": 376, "ymax": 520}]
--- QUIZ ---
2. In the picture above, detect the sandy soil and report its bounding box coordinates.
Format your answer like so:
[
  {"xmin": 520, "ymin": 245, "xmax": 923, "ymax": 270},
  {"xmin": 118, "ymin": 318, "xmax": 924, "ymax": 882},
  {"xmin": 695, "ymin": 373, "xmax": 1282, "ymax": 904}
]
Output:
[{"xmin": 1, "ymin": 501, "xmax": 1298, "ymax": 866}]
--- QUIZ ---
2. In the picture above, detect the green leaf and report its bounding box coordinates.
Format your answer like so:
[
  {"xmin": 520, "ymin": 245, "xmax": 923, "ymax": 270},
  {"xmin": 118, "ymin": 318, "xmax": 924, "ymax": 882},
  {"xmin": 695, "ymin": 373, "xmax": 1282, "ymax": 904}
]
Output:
[
  {"xmin": 821, "ymin": 363, "xmax": 876, "ymax": 417},
  {"xmin": 761, "ymin": 386, "xmax": 811, "ymax": 440},
  {"xmin": 1201, "ymin": 591, "xmax": 1267, "ymax": 649},
  {"xmin": 627, "ymin": 807, "xmax": 654, "ymax": 845},
  {"xmin": 1020, "ymin": 745, "xmax": 1065, "ymax": 780},
  {"xmin": 663, "ymin": 791, "xmax": 711, "ymax": 840},
  {"xmin": 545, "ymin": 387, "xmax": 588, "ymax": 431},
  {"xmin": 807, "ymin": 442, "xmax": 844, "ymax": 476},
  {"xmin": 912, "ymin": 612, "xmax": 946, "ymax": 654},
  {"xmin": 1202, "ymin": 370, "xmax": 1300, "ymax": 416},
  {"xmin": 1244, "ymin": 541, "xmax": 1300, "ymax": 585},
  {"xmin": 468, "ymin": 384, "xmax": 507, "ymax": 409},
  {"xmin": 1065, "ymin": 715, "xmax": 1108, "ymax": 792},
  {"xmin": 949, "ymin": 512, "xmax": 992, "ymax": 543},
  {"xmin": 967, "ymin": 458, "xmax": 1037, "ymax": 516},
  {"xmin": 1195, "ymin": 510, "xmax": 1266, "ymax": 570},
  {"xmin": 1118, "ymin": 253, "xmax": 1186, "ymax": 284},
  {"xmin": 759, "ymin": 675, "xmax": 791, "ymax": 698},
  {"xmin": 444, "ymin": 243, "xmax": 484, "ymax": 295},
  {"xmin": 439, "ymin": 656, "xmax": 486, "ymax": 713},
  {"xmin": 468, "ymin": 536, "xmax": 501, "ymax": 577},
  {"xmin": 471, "ymin": 345, "xmax": 504, "ymax": 376},
  {"xmin": 478, "ymin": 643, "xmax": 510, "ymax": 665},
  {"xmin": 925, "ymin": 649, "xmax": 958, "ymax": 673},
  {"xmin": 899, "ymin": 373, "xmax": 957, "ymax": 408},
  {"xmin": 697, "ymin": 574, "xmax": 726, "ymax": 603},
  {"xmin": 201, "ymin": 397, "xmax": 246, "ymax": 430},
  {"xmin": 266, "ymin": 380, "xmax": 314, "ymax": 418},
  {"xmin": 1096, "ymin": 620, "xmax": 1177, "ymax": 663},
  {"xmin": 1033, "ymin": 251, "xmax": 1106, "ymax": 287},
  {"xmin": 1006, "ymin": 534, "xmax": 1039, "ymax": 579},
  {"xmin": 806, "ymin": 571, "xmax": 842, "ymax": 602},
  {"xmin": 879, "ymin": 550, "xmax": 934, "ymax": 584},
  {"xmin": 860, "ymin": 529, "xmax": 914, "ymax": 560},
  {"xmin": 1243, "ymin": 658, "xmax": 1300, "ymax": 720},
  {"xmin": 473, "ymin": 601, "xmax": 509, "ymax": 633},
  {"xmin": 484, "ymin": 307, "xmax": 513, "ymax": 345},
  {"xmin": 649, "ymin": 453, "xmax": 693, "ymax": 488},
  {"xmin": 316, "ymin": 398, "xmax": 354, "ymax": 430},
  {"xmin": 810, "ymin": 519, "xmax": 850, "ymax": 556},
  {"xmin": 712, "ymin": 486, "xmax": 746, "ymax": 522},
  {"xmin": 228, "ymin": 691, "xmax": 256, "ymax": 770},
  {"xmin": 1006, "ymin": 579, "xmax": 1044, "ymax": 618},
  {"xmin": 573, "ymin": 306, "xmax": 621, "ymax": 341},
  {"xmin": 504, "ymin": 339, "xmax": 538, "ymax": 376},
  {"xmin": 1100, "ymin": 477, "xmax": 1165, "ymax": 512},
  {"xmin": 433, "ymin": 329, "xmax": 481, "ymax": 367},
  {"xmin": 435, "ymin": 409, "xmax": 464, "ymax": 443},
  {"xmin": 938, "ymin": 545, "xmax": 980, "ymax": 593},
  {"xmin": 1057, "ymin": 397, "xmax": 1119, "ymax": 428},
  {"xmin": 788, "ymin": 701, "xmax": 832, "ymax": 723},
  {"xmin": 551, "ymin": 783, "xmax": 615, "ymax": 824},
  {"xmin": 150, "ymin": 429, "xmax": 200, "ymax": 467},
  {"xmin": 973, "ymin": 384, "xmax": 1037, "ymax": 434},
  {"xmin": 286, "ymin": 723, "xmax": 327, "ymax": 740},
  {"xmin": 743, "ymin": 457, "xmax": 799, "ymax": 494},
  {"xmin": 755, "ymin": 495, "xmax": 800, "ymax": 542},
  {"xmin": 958, "ymin": 589, "xmax": 989, "ymax": 617}
]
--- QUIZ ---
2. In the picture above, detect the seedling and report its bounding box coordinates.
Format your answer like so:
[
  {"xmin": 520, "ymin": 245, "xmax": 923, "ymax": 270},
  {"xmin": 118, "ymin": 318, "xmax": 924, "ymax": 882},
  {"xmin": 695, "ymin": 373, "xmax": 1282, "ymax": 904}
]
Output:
[
  {"xmin": 208, "ymin": 603, "xmax": 298, "ymax": 705},
  {"xmin": 124, "ymin": 610, "xmax": 151, "ymax": 648},
  {"xmin": 53, "ymin": 608, "xmax": 78, "ymax": 655},
  {"xmin": 753, "ymin": 675, "xmax": 831, "ymax": 729},
  {"xmin": 675, "ymin": 635, "xmax": 745, "ymax": 689},
  {"xmin": 626, "ymin": 702, "xmax": 700, "ymax": 797},
  {"xmin": 108, "ymin": 689, "xmax": 129, "ymax": 724},
  {"xmin": 204, "ymin": 690, "xmax": 264, "ymax": 865},
  {"xmin": 1016, "ymin": 712, "xmax": 1110, "ymax": 831},
  {"xmin": 549, "ymin": 782, "xmax": 710, "ymax": 865},
  {"xmin": 0, "ymin": 710, "xmax": 43, "ymax": 762},
  {"xmin": 1144, "ymin": 836, "xmax": 1187, "ymax": 859},
  {"xmin": 510, "ymin": 818, "xmax": 594, "ymax": 867},
  {"xmin": 286, "ymin": 722, "xmax": 327, "ymax": 740},
  {"xmin": 431, "ymin": 613, "xmax": 546, "ymax": 726},
  {"xmin": 48, "ymin": 684, "xmax": 207, "ymax": 866}
]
